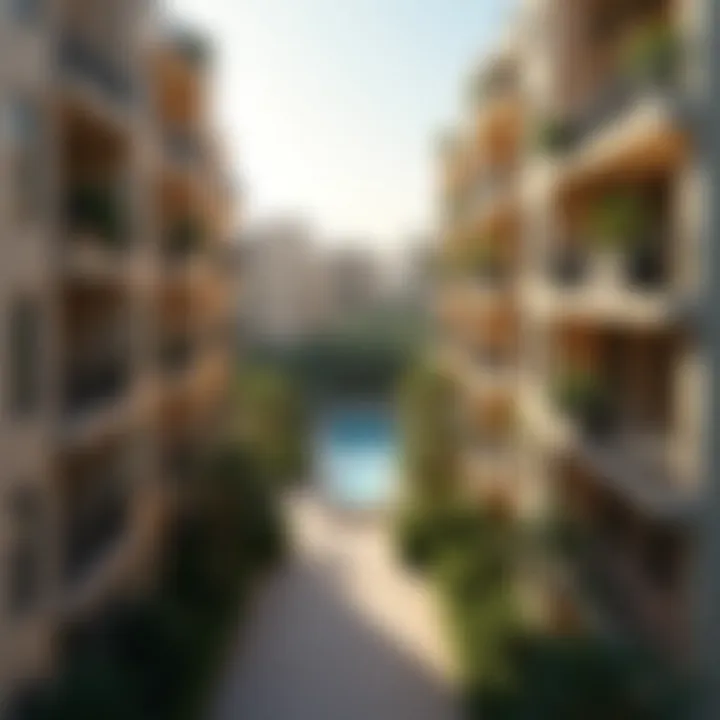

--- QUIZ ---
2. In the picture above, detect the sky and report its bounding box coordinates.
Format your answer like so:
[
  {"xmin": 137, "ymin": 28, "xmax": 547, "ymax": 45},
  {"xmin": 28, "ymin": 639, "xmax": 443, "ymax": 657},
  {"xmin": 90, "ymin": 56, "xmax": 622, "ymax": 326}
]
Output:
[{"xmin": 170, "ymin": 0, "xmax": 518, "ymax": 252}]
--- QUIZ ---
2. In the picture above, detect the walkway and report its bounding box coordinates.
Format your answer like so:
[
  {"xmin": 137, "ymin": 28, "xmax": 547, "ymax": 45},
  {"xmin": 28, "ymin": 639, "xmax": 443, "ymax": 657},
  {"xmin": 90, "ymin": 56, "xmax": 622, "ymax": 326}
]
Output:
[{"xmin": 209, "ymin": 494, "xmax": 461, "ymax": 720}]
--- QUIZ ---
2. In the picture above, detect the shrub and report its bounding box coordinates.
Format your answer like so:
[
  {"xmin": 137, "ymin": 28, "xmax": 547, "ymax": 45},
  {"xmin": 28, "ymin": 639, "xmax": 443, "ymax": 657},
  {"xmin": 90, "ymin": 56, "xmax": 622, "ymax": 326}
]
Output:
[
  {"xmin": 553, "ymin": 369, "xmax": 611, "ymax": 421},
  {"xmin": 398, "ymin": 364, "xmax": 458, "ymax": 505},
  {"xmin": 17, "ymin": 440, "xmax": 287, "ymax": 720},
  {"xmin": 535, "ymin": 117, "xmax": 575, "ymax": 154},
  {"xmin": 466, "ymin": 633, "xmax": 689, "ymax": 719},
  {"xmin": 395, "ymin": 505, "xmax": 443, "ymax": 572},
  {"xmin": 586, "ymin": 191, "xmax": 651, "ymax": 252},
  {"xmin": 20, "ymin": 651, "xmax": 146, "ymax": 720},
  {"xmin": 234, "ymin": 367, "xmax": 310, "ymax": 487}
]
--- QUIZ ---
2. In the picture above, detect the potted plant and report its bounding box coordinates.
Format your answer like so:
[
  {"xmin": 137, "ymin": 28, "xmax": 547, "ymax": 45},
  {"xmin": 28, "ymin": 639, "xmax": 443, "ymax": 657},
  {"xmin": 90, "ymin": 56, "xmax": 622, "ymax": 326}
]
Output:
[
  {"xmin": 67, "ymin": 184, "xmax": 126, "ymax": 248},
  {"xmin": 535, "ymin": 117, "xmax": 575, "ymax": 156},
  {"xmin": 585, "ymin": 190, "xmax": 654, "ymax": 286},
  {"xmin": 553, "ymin": 369, "xmax": 616, "ymax": 439},
  {"xmin": 622, "ymin": 22, "xmax": 680, "ymax": 88}
]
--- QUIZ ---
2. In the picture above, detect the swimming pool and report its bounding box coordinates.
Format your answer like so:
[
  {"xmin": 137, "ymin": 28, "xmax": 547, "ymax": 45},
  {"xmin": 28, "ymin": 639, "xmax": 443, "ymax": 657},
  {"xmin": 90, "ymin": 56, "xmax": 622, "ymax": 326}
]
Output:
[{"xmin": 316, "ymin": 407, "xmax": 398, "ymax": 509}]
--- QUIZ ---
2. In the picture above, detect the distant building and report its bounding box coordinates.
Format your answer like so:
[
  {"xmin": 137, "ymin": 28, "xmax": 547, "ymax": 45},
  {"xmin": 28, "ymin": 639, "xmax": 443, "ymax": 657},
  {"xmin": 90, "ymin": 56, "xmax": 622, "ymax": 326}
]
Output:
[
  {"xmin": 241, "ymin": 220, "xmax": 330, "ymax": 346},
  {"xmin": 400, "ymin": 240, "xmax": 435, "ymax": 309},
  {"xmin": 325, "ymin": 247, "xmax": 382, "ymax": 322}
]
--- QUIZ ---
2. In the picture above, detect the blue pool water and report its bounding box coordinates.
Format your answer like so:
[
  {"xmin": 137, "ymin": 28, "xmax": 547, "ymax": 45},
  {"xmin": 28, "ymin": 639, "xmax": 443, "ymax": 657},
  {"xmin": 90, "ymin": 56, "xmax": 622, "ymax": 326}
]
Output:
[{"xmin": 316, "ymin": 407, "xmax": 398, "ymax": 509}]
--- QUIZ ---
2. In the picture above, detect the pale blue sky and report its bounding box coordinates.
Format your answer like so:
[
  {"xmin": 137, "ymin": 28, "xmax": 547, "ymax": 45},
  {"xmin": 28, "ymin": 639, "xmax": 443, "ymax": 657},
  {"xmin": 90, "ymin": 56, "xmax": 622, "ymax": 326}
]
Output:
[{"xmin": 171, "ymin": 0, "xmax": 518, "ymax": 250}]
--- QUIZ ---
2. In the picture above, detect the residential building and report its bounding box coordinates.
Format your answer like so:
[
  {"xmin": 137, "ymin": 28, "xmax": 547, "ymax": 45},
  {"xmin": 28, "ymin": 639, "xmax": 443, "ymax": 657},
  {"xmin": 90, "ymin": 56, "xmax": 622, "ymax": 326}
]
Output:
[
  {"xmin": 241, "ymin": 220, "xmax": 331, "ymax": 346},
  {"xmin": 325, "ymin": 246, "xmax": 383, "ymax": 322},
  {"xmin": 437, "ymin": 0, "xmax": 706, "ymax": 665},
  {"xmin": 0, "ymin": 0, "xmax": 236, "ymax": 696}
]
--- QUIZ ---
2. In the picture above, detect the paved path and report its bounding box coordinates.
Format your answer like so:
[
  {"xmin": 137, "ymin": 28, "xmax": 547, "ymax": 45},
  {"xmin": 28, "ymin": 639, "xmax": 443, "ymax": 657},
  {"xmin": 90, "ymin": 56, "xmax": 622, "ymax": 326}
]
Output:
[{"xmin": 209, "ymin": 494, "xmax": 461, "ymax": 720}]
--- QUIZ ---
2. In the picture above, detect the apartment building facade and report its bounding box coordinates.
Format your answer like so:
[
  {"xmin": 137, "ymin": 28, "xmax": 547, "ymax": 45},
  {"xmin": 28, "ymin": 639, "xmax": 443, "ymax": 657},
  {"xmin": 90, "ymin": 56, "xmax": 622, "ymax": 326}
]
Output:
[
  {"xmin": 0, "ymin": 0, "xmax": 235, "ymax": 695},
  {"xmin": 437, "ymin": 0, "xmax": 711, "ymax": 668}
]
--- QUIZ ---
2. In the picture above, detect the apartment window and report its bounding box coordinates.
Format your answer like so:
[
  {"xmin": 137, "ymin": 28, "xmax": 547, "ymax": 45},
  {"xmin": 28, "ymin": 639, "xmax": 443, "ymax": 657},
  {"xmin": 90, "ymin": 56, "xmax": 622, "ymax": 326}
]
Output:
[
  {"xmin": 7, "ymin": 97, "xmax": 42, "ymax": 224},
  {"xmin": 7, "ymin": 297, "xmax": 41, "ymax": 417},
  {"xmin": 5, "ymin": 487, "xmax": 43, "ymax": 617}
]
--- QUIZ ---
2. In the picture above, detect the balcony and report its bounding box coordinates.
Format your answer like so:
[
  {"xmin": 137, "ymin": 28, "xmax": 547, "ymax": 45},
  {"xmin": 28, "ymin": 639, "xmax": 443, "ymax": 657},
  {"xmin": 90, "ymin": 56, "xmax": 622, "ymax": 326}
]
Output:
[
  {"xmin": 549, "ymin": 516, "xmax": 688, "ymax": 655},
  {"xmin": 62, "ymin": 359, "xmax": 131, "ymax": 445},
  {"xmin": 530, "ymin": 187, "xmax": 678, "ymax": 326},
  {"xmin": 546, "ymin": 363, "xmax": 694, "ymax": 521},
  {"xmin": 570, "ymin": 431, "xmax": 694, "ymax": 521},
  {"xmin": 58, "ymin": 33, "xmax": 133, "ymax": 108},
  {"xmin": 63, "ymin": 184, "xmax": 130, "ymax": 279},
  {"xmin": 60, "ymin": 457, "xmax": 131, "ymax": 616},
  {"xmin": 64, "ymin": 359, "xmax": 128, "ymax": 416},
  {"xmin": 63, "ymin": 487, "xmax": 127, "ymax": 588},
  {"xmin": 538, "ymin": 19, "xmax": 687, "ymax": 180},
  {"xmin": 530, "ymin": 250, "xmax": 673, "ymax": 327},
  {"xmin": 574, "ymin": 18, "xmax": 680, "ymax": 145}
]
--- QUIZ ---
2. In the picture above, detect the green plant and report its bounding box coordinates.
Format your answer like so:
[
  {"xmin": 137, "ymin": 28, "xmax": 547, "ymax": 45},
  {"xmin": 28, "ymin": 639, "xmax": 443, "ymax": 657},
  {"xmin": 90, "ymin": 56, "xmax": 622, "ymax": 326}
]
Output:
[
  {"xmin": 623, "ymin": 22, "xmax": 680, "ymax": 86},
  {"xmin": 234, "ymin": 366, "xmax": 310, "ymax": 486},
  {"xmin": 398, "ymin": 363, "xmax": 458, "ymax": 505},
  {"xmin": 586, "ymin": 191, "xmax": 650, "ymax": 251},
  {"xmin": 395, "ymin": 504, "xmax": 442, "ymax": 572},
  {"xmin": 552, "ymin": 368, "xmax": 616, "ymax": 437},
  {"xmin": 553, "ymin": 368, "xmax": 605, "ymax": 415},
  {"xmin": 67, "ymin": 184, "xmax": 126, "ymax": 246},
  {"xmin": 535, "ymin": 117, "xmax": 574, "ymax": 154},
  {"xmin": 443, "ymin": 240, "xmax": 506, "ymax": 280},
  {"xmin": 465, "ymin": 633, "xmax": 689, "ymax": 720}
]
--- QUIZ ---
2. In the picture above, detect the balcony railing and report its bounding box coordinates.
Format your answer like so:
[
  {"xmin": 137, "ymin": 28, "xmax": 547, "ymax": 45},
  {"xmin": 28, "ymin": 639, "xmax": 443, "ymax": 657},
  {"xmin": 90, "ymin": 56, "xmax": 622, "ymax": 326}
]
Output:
[
  {"xmin": 64, "ymin": 360, "xmax": 129, "ymax": 417},
  {"xmin": 551, "ymin": 520, "xmax": 681, "ymax": 650},
  {"xmin": 547, "ymin": 243, "xmax": 666, "ymax": 292},
  {"xmin": 59, "ymin": 33, "xmax": 133, "ymax": 103},
  {"xmin": 64, "ymin": 486, "xmax": 127, "ymax": 586},
  {"xmin": 564, "ymin": 79, "xmax": 637, "ymax": 153},
  {"xmin": 537, "ymin": 24, "xmax": 680, "ymax": 156}
]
